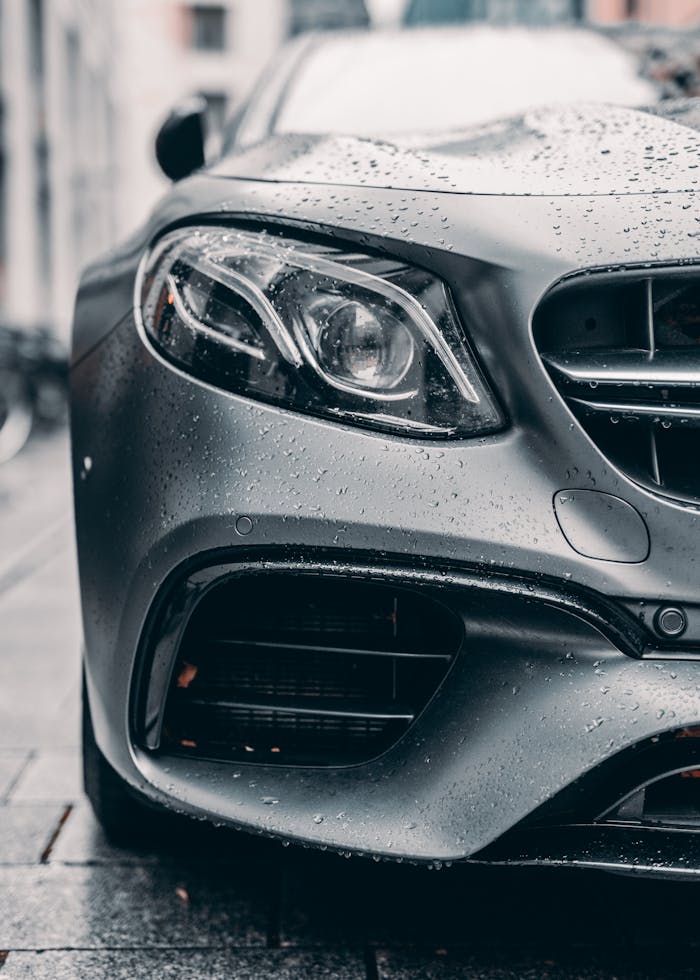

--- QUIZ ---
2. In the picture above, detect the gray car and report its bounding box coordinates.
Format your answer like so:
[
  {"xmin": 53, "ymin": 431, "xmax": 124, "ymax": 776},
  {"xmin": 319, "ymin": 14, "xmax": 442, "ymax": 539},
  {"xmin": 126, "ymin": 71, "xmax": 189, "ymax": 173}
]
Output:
[{"xmin": 72, "ymin": 26, "xmax": 700, "ymax": 875}]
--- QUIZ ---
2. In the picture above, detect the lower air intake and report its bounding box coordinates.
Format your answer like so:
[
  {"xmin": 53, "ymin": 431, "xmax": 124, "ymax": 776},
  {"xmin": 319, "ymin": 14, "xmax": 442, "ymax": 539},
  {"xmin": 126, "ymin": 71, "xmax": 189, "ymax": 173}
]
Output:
[
  {"xmin": 604, "ymin": 725, "xmax": 700, "ymax": 830},
  {"xmin": 160, "ymin": 575, "xmax": 462, "ymax": 766}
]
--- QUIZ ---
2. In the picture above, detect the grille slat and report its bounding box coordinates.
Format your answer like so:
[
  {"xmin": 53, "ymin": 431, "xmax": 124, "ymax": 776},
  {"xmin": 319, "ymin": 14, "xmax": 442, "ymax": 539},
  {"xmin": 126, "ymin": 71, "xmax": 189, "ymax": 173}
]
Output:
[
  {"xmin": 160, "ymin": 576, "xmax": 462, "ymax": 766},
  {"xmin": 184, "ymin": 694, "xmax": 415, "ymax": 721},
  {"xmin": 204, "ymin": 637, "xmax": 453, "ymax": 661},
  {"xmin": 543, "ymin": 349, "xmax": 700, "ymax": 388},
  {"xmin": 535, "ymin": 270, "xmax": 700, "ymax": 502},
  {"xmin": 570, "ymin": 398, "xmax": 700, "ymax": 426}
]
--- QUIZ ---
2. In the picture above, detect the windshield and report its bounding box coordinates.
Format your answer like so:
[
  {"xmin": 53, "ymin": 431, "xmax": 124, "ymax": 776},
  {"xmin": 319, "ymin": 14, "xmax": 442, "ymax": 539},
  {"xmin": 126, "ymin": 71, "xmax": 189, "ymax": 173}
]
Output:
[{"xmin": 267, "ymin": 27, "xmax": 658, "ymax": 140}]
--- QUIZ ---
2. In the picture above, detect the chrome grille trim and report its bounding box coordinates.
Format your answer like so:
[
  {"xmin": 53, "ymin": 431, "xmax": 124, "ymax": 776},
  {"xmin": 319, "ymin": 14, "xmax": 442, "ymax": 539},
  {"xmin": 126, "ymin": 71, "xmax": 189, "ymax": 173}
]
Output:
[
  {"xmin": 535, "ymin": 268, "xmax": 700, "ymax": 503},
  {"xmin": 570, "ymin": 399, "xmax": 700, "ymax": 425},
  {"xmin": 543, "ymin": 350, "xmax": 700, "ymax": 388}
]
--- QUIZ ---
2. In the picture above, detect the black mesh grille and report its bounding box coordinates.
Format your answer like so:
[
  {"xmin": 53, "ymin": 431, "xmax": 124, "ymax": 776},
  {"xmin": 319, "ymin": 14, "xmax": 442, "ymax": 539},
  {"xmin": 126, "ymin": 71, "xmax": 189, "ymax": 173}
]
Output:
[
  {"xmin": 534, "ymin": 268, "xmax": 700, "ymax": 503},
  {"xmin": 161, "ymin": 576, "xmax": 462, "ymax": 766}
]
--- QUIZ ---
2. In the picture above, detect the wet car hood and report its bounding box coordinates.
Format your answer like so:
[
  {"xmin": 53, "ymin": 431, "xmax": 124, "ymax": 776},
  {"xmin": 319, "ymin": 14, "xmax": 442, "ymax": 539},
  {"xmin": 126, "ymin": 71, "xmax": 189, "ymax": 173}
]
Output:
[{"xmin": 213, "ymin": 101, "xmax": 700, "ymax": 197}]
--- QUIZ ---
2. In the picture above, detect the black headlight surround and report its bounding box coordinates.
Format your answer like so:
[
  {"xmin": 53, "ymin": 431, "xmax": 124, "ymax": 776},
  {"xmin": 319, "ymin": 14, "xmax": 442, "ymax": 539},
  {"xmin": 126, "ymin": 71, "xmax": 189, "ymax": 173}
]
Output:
[{"xmin": 136, "ymin": 225, "xmax": 504, "ymax": 440}]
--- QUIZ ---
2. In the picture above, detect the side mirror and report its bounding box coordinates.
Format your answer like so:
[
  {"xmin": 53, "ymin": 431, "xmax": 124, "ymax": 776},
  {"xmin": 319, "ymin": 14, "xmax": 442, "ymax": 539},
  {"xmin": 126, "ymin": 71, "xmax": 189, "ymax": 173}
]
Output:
[{"xmin": 155, "ymin": 97, "xmax": 207, "ymax": 181}]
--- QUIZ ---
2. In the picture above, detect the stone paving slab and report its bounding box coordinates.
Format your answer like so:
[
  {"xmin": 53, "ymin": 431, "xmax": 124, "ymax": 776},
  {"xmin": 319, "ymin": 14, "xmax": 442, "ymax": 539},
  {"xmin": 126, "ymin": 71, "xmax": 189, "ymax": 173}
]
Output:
[
  {"xmin": 0, "ymin": 864, "xmax": 270, "ymax": 950},
  {"xmin": 9, "ymin": 749, "xmax": 82, "ymax": 804},
  {"xmin": 0, "ymin": 432, "xmax": 72, "ymax": 570},
  {"xmin": 0, "ymin": 550, "xmax": 81, "ymax": 750},
  {"xmin": 48, "ymin": 806, "xmax": 158, "ymax": 865},
  {"xmin": 0, "ymin": 804, "xmax": 66, "ymax": 864},
  {"xmin": 0, "ymin": 949, "xmax": 366, "ymax": 979},
  {"xmin": 375, "ymin": 948, "xmax": 700, "ymax": 979},
  {"xmin": 48, "ymin": 805, "xmax": 286, "ymax": 868},
  {"xmin": 0, "ymin": 752, "xmax": 30, "ymax": 800}
]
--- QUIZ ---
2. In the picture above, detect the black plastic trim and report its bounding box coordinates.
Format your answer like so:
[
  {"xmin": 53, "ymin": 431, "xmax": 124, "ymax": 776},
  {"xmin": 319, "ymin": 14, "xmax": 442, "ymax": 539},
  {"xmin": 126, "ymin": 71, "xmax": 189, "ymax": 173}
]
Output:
[{"xmin": 475, "ymin": 823, "xmax": 700, "ymax": 878}]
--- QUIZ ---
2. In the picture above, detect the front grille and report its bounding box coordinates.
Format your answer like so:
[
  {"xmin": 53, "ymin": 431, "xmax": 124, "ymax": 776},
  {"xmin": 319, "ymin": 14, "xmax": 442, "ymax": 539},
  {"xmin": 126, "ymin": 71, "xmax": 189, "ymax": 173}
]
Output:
[
  {"xmin": 534, "ymin": 268, "xmax": 700, "ymax": 503},
  {"xmin": 160, "ymin": 575, "xmax": 462, "ymax": 766}
]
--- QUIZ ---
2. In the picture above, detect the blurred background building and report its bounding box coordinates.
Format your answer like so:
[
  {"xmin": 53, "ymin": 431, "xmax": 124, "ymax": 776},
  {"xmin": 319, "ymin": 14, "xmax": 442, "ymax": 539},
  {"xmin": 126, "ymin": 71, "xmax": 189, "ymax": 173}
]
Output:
[
  {"xmin": 403, "ymin": 0, "xmax": 700, "ymax": 23},
  {"xmin": 403, "ymin": 0, "xmax": 586, "ymax": 22},
  {"xmin": 0, "ymin": 0, "xmax": 117, "ymax": 338},
  {"xmin": 112, "ymin": 0, "xmax": 287, "ymax": 245},
  {"xmin": 0, "ymin": 0, "xmax": 370, "ymax": 339},
  {"xmin": 590, "ymin": 1, "xmax": 700, "ymax": 24},
  {"xmin": 1, "ymin": 0, "xmax": 700, "ymax": 340}
]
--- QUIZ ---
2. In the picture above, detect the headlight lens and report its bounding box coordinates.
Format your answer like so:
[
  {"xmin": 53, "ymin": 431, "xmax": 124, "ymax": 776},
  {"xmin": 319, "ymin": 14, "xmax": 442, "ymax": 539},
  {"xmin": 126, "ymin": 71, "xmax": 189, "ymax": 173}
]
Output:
[
  {"xmin": 138, "ymin": 227, "xmax": 503, "ymax": 438},
  {"xmin": 312, "ymin": 299, "xmax": 414, "ymax": 391}
]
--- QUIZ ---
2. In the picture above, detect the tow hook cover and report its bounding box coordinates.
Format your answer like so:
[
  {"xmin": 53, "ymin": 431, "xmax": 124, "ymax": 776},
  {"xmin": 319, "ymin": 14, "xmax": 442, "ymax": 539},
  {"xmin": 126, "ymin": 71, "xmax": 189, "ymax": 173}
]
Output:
[{"xmin": 554, "ymin": 489, "xmax": 649, "ymax": 563}]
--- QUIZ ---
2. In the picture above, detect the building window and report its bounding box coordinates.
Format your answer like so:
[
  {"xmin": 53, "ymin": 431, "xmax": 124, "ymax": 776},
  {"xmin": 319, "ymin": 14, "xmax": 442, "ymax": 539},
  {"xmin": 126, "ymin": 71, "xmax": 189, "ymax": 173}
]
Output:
[{"xmin": 190, "ymin": 5, "xmax": 227, "ymax": 51}]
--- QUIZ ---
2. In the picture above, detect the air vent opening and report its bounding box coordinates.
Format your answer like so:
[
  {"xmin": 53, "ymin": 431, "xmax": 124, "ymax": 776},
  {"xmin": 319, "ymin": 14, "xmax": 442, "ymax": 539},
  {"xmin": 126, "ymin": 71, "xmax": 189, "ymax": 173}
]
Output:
[
  {"xmin": 599, "ymin": 726, "xmax": 700, "ymax": 830},
  {"xmin": 606, "ymin": 767, "xmax": 700, "ymax": 831},
  {"xmin": 642, "ymin": 770, "xmax": 700, "ymax": 829},
  {"xmin": 535, "ymin": 276, "xmax": 646, "ymax": 353},
  {"xmin": 535, "ymin": 269, "xmax": 700, "ymax": 504},
  {"xmin": 160, "ymin": 575, "xmax": 463, "ymax": 767}
]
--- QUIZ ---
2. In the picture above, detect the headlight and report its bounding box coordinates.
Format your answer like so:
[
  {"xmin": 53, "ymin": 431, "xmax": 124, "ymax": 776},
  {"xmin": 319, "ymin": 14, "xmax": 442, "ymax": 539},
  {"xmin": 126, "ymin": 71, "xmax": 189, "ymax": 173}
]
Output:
[{"xmin": 137, "ymin": 227, "xmax": 503, "ymax": 438}]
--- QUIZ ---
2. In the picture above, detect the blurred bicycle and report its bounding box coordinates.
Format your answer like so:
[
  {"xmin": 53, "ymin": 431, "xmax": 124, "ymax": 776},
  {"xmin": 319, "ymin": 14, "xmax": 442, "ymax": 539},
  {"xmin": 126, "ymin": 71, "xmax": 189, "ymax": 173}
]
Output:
[{"xmin": 0, "ymin": 325, "xmax": 68, "ymax": 463}]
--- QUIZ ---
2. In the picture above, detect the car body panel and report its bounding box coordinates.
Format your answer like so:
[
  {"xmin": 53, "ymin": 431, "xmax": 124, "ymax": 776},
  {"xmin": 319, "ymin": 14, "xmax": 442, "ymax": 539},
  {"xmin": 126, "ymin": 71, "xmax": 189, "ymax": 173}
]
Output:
[
  {"xmin": 72, "ymin": 102, "xmax": 700, "ymax": 866},
  {"xmin": 213, "ymin": 104, "xmax": 700, "ymax": 195}
]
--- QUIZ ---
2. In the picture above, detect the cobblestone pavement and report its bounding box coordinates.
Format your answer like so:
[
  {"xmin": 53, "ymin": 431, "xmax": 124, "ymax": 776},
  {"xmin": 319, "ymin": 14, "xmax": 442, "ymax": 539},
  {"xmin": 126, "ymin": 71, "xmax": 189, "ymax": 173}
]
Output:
[{"xmin": 2, "ymin": 431, "xmax": 700, "ymax": 978}]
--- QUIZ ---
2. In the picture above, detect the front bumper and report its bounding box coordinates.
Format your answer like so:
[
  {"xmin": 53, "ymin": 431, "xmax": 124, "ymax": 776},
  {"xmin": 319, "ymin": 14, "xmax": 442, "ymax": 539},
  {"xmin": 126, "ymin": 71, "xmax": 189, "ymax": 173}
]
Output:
[{"xmin": 119, "ymin": 548, "xmax": 700, "ymax": 869}]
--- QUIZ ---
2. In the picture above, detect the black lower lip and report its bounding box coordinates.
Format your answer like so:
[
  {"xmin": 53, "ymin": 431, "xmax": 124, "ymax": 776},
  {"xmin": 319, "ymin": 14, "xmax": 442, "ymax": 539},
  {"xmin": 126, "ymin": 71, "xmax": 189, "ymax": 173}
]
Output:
[{"xmin": 476, "ymin": 823, "xmax": 700, "ymax": 878}]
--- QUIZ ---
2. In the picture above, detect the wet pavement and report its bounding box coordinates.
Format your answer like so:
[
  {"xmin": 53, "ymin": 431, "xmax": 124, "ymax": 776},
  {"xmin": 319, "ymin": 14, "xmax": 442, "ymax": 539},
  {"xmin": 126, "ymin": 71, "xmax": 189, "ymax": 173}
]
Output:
[{"xmin": 2, "ymin": 431, "xmax": 700, "ymax": 979}]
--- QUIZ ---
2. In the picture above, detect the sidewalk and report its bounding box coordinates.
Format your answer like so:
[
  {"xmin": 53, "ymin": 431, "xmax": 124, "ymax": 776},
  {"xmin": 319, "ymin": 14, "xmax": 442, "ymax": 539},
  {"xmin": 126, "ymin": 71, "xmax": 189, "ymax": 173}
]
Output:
[{"xmin": 1, "ymin": 431, "xmax": 700, "ymax": 978}]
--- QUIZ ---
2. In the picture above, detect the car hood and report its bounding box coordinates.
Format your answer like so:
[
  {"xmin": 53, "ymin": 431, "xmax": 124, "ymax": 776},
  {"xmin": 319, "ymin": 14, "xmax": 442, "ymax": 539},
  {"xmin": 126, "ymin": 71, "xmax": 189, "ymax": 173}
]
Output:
[{"xmin": 213, "ymin": 101, "xmax": 700, "ymax": 197}]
